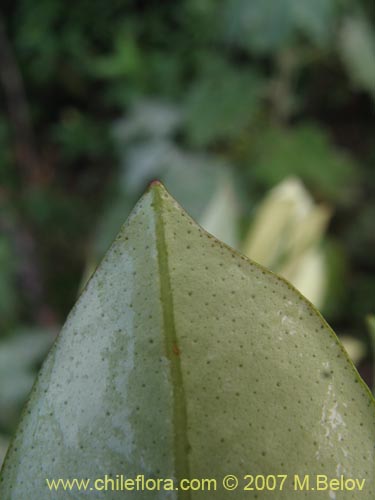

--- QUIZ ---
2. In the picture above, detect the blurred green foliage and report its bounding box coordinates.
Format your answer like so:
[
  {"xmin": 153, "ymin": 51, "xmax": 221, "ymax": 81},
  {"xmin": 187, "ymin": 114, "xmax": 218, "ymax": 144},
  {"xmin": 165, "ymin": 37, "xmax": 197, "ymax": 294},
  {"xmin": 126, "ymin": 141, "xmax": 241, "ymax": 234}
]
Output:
[
  {"xmin": 250, "ymin": 125, "xmax": 357, "ymax": 202},
  {"xmin": 0, "ymin": 0, "xmax": 374, "ymax": 450}
]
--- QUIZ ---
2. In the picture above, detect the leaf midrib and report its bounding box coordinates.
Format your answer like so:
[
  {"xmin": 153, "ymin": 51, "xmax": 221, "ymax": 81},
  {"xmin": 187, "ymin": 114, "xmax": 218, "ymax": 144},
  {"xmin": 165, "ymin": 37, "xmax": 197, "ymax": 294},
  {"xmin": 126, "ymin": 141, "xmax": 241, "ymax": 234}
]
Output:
[{"xmin": 153, "ymin": 187, "xmax": 191, "ymax": 499}]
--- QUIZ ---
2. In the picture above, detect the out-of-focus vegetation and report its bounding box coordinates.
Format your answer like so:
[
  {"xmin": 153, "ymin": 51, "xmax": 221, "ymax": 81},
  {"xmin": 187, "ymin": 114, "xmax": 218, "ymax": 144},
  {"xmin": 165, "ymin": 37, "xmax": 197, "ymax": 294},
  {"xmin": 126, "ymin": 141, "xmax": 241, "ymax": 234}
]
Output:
[
  {"xmin": 0, "ymin": 0, "xmax": 374, "ymax": 460},
  {"xmin": 242, "ymin": 177, "xmax": 331, "ymax": 308}
]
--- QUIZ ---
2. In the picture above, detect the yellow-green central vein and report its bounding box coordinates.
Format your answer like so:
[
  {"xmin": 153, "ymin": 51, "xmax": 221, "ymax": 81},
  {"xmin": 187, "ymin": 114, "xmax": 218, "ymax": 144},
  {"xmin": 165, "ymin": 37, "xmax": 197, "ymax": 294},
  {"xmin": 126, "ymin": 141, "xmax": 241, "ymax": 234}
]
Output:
[{"xmin": 153, "ymin": 186, "xmax": 191, "ymax": 499}]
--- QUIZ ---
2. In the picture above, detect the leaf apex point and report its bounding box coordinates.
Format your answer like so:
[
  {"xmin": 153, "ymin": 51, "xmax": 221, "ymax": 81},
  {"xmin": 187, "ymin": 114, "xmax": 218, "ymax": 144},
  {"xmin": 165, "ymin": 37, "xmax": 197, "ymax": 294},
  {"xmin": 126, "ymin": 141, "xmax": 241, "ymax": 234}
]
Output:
[{"xmin": 147, "ymin": 179, "xmax": 165, "ymax": 191}]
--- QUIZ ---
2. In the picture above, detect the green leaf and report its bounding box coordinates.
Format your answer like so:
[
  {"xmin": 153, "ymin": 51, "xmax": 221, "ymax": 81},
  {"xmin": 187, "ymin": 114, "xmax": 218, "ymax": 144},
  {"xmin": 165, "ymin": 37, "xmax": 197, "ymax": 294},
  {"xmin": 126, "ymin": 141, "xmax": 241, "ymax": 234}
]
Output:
[
  {"xmin": 0, "ymin": 436, "xmax": 9, "ymax": 471},
  {"xmin": 0, "ymin": 328, "xmax": 54, "ymax": 431},
  {"xmin": 185, "ymin": 59, "xmax": 262, "ymax": 146},
  {"xmin": 367, "ymin": 315, "xmax": 375, "ymax": 395},
  {"xmin": 251, "ymin": 124, "xmax": 358, "ymax": 203},
  {"xmin": 1, "ymin": 183, "xmax": 374, "ymax": 498},
  {"xmin": 91, "ymin": 33, "xmax": 142, "ymax": 80},
  {"xmin": 339, "ymin": 16, "xmax": 375, "ymax": 98},
  {"xmin": 221, "ymin": 0, "xmax": 334, "ymax": 53},
  {"xmin": 52, "ymin": 109, "xmax": 111, "ymax": 161}
]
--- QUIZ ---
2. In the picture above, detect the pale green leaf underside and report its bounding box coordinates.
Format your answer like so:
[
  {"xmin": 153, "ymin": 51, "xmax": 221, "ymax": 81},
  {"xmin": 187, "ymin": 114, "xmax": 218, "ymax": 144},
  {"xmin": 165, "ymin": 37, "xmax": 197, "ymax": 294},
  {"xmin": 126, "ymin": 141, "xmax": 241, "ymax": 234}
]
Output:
[{"xmin": 1, "ymin": 183, "xmax": 374, "ymax": 499}]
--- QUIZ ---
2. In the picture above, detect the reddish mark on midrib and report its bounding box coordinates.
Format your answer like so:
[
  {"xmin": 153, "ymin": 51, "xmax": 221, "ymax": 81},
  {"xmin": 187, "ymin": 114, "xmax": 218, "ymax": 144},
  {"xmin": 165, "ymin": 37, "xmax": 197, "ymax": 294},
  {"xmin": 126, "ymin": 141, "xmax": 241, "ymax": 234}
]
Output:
[
  {"xmin": 172, "ymin": 343, "xmax": 180, "ymax": 356},
  {"xmin": 148, "ymin": 179, "xmax": 162, "ymax": 188}
]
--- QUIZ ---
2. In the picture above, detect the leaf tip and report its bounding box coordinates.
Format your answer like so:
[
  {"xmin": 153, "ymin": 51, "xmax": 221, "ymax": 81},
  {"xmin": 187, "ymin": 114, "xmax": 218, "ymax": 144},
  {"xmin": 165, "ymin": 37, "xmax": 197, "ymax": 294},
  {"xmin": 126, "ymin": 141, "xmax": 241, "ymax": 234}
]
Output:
[{"xmin": 147, "ymin": 179, "xmax": 165, "ymax": 191}]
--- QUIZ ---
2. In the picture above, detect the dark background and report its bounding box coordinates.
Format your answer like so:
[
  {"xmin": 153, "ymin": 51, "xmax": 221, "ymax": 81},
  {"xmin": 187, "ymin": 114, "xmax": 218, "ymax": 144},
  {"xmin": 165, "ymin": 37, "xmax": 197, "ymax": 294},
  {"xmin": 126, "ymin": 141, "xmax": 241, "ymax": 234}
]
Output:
[{"xmin": 0, "ymin": 0, "xmax": 374, "ymax": 462}]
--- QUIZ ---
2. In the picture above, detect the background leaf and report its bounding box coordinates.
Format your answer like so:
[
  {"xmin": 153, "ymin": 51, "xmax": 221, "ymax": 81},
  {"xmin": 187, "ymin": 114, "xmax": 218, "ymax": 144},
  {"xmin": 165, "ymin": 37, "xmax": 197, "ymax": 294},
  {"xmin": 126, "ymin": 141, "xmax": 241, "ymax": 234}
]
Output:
[
  {"xmin": 0, "ymin": 328, "xmax": 54, "ymax": 432},
  {"xmin": 339, "ymin": 16, "xmax": 375, "ymax": 98},
  {"xmin": 250, "ymin": 124, "xmax": 358, "ymax": 203},
  {"xmin": 185, "ymin": 58, "xmax": 262, "ymax": 146}
]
